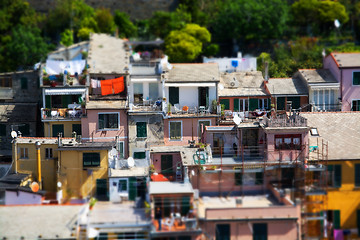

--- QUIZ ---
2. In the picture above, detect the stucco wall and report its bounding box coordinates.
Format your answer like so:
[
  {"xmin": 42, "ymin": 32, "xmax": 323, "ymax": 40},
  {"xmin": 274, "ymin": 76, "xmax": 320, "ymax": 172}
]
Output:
[
  {"xmin": 44, "ymin": 120, "xmax": 81, "ymax": 138},
  {"xmin": 151, "ymin": 152, "xmax": 181, "ymax": 174}
]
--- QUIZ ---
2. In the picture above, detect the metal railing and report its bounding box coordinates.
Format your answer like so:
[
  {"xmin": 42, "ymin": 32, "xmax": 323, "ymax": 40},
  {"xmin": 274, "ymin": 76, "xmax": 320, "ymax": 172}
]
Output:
[{"xmin": 41, "ymin": 108, "xmax": 84, "ymax": 120}]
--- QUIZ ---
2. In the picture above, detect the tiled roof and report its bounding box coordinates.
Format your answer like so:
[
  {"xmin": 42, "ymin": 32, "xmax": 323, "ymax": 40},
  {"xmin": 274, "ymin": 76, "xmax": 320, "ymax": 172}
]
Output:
[
  {"xmin": 166, "ymin": 63, "xmax": 220, "ymax": 83},
  {"xmin": 297, "ymin": 69, "xmax": 338, "ymax": 84},
  {"xmin": 219, "ymin": 71, "xmax": 268, "ymax": 97},
  {"xmin": 331, "ymin": 53, "xmax": 360, "ymax": 68},
  {"xmin": 88, "ymin": 33, "xmax": 128, "ymax": 74},
  {"xmin": 266, "ymin": 77, "xmax": 308, "ymax": 95},
  {"xmin": 302, "ymin": 112, "xmax": 360, "ymax": 160}
]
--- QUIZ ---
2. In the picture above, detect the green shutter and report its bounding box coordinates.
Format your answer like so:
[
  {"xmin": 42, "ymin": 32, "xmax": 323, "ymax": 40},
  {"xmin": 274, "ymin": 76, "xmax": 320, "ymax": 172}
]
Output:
[
  {"xmin": 99, "ymin": 114, "xmax": 105, "ymax": 129},
  {"xmin": 333, "ymin": 210, "xmax": 340, "ymax": 229},
  {"xmin": 256, "ymin": 172, "xmax": 263, "ymax": 185},
  {"xmin": 134, "ymin": 152, "xmax": 146, "ymax": 159},
  {"xmin": 170, "ymin": 122, "xmax": 181, "ymax": 140},
  {"xmin": 249, "ymin": 98, "xmax": 259, "ymax": 111},
  {"xmin": 233, "ymin": 99, "xmax": 239, "ymax": 111},
  {"xmin": 216, "ymin": 224, "xmax": 230, "ymax": 240},
  {"xmin": 357, "ymin": 210, "xmax": 360, "ymax": 236},
  {"xmin": 235, "ymin": 171, "xmax": 242, "ymax": 185},
  {"xmin": 220, "ymin": 99, "xmax": 230, "ymax": 110},
  {"xmin": 52, "ymin": 124, "xmax": 64, "ymax": 137},
  {"xmin": 163, "ymin": 197, "xmax": 171, "ymax": 217},
  {"xmin": 96, "ymin": 179, "xmax": 108, "ymax": 200},
  {"xmin": 83, "ymin": 153, "xmax": 100, "ymax": 167},
  {"xmin": 128, "ymin": 177, "xmax": 137, "ymax": 201},
  {"xmin": 287, "ymin": 97, "xmax": 301, "ymax": 109},
  {"xmin": 0, "ymin": 124, "xmax": 6, "ymax": 136},
  {"xmin": 45, "ymin": 95, "xmax": 51, "ymax": 108},
  {"xmin": 353, "ymin": 72, "xmax": 360, "ymax": 85},
  {"xmin": 277, "ymin": 97, "xmax": 286, "ymax": 110},
  {"xmin": 267, "ymin": 98, "xmax": 271, "ymax": 109},
  {"xmin": 181, "ymin": 196, "xmax": 190, "ymax": 216},
  {"xmin": 169, "ymin": 87, "xmax": 179, "ymax": 105},
  {"xmin": 334, "ymin": 165, "xmax": 342, "ymax": 188},
  {"xmin": 72, "ymin": 124, "xmax": 81, "ymax": 136},
  {"xmin": 161, "ymin": 155, "xmax": 173, "ymax": 173},
  {"xmin": 136, "ymin": 122, "xmax": 147, "ymax": 138},
  {"xmin": 355, "ymin": 164, "xmax": 360, "ymax": 187},
  {"xmin": 253, "ymin": 223, "xmax": 267, "ymax": 240},
  {"xmin": 205, "ymin": 87, "xmax": 209, "ymax": 108},
  {"xmin": 62, "ymin": 95, "xmax": 72, "ymax": 108},
  {"xmin": 21, "ymin": 77, "xmax": 28, "ymax": 89}
]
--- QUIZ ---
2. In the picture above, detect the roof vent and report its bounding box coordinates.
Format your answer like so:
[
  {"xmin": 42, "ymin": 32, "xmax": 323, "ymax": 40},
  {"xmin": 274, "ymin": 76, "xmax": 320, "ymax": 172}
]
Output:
[{"xmin": 229, "ymin": 78, "xmax": 239, "ymax": 88}]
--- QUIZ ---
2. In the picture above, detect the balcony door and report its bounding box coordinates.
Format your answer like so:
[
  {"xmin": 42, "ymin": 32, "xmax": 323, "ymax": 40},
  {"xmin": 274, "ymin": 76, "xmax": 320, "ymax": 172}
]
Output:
[{"xmin": 198, "ymin": 87, "xmax": 209, "ymax": 108}]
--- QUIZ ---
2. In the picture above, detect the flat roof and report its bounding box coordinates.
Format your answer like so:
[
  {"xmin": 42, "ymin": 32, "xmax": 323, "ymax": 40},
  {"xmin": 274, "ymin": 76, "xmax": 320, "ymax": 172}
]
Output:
[
  {"xmin": 149, "ymin": 181, "xmax": 194, "ymax": 195},
  {"xmin": 0, "ymin": 205, "xmax": 83, "ymax": 239}
]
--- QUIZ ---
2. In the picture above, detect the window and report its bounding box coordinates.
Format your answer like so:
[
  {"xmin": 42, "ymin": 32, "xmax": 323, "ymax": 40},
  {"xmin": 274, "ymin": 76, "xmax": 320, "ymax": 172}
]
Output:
[
  {"xmin": 133, "ymin": 83, "xmax": 143, "ymax": 103},
  {"xmin": 117, "ymin": 141, "xmax": 124, "ymax": 159},
  {"xmin": 258, "ymin": 99, "xmax": 269, "ymax": 110},
  {"xmin": 253, "ymin": 223, "xmax": 267, "ymax": 240},
  {"xmin": 249, "ymin": 98, "xmax": 259, "ymax": 111},
  {"xmin": 234, "ymin": 99, "xmax": 250, "ymax": 111},
  {"xmin": 310, "ymin": 128, "xmax": 319, "ymax": 136},
  {"xmin": 21, "ymin": 77, "xmax": 28, "ymax": 89},
  {"xmin": 235, "ymin": 170, "xmax": 242, "ymax": 185},
  {"xmin": 353, "ymin": 72, "xmax": 360, "ymax": 85},
  {"xmin": 45, "ymin": 148, "xmax": 53, "ymax": 159},
  {"xmin": 355, "ymin": 164, "xmax": 360, "ymax": 187},
  {"xmin": 149, "ymin": 82, "xmax": 159, "ymax": 102},
  {"xmin": 118, "ymin": 179, "xmax": 128, "ymax": 192},
  {"xmin": 20, "ymin": 148, "xmax": 28, "ymax": 159},
  {"xmin": 198, "ymin": 120, "xmax": 210, "ymax": 137},
  {"xmin": 0, "ymin": 124, "xmax": 6, "ymax": 136},
  {"xmin": 275, "ymin": 134, "xmax": 302, "ymax": 150},
  {"xmin": 220, "ymin": 99, "xmax": 230, "ymax": 110},
  {"xmin": 169, "ymin": 87, "xmax": 179, "ymax": 105},
  {"xmin": 216, "ymin": 224, "xmax": 230, "ymax": 240},
  {"xmin": 352, "ymin": 100, "xmax": 360, "ymax": 111},
  {"xmin": 255, "ymin": 172, "xmax": 263, "ymax": 185},
  {"xmin": 134, "ymin": 152, "xmax": 145, "ymax": 159},
  {"xmin": 328, "ymin": 165, "xmax": 341, "ymax": 188},
  {"xmin": 161, "ymin": 155, "xmax": 173, "ymax": 174},
  {"xmin": 52, "ymin": 124, "xmax": 64, "ymax": 137},
  {"xmin": 99, "ymin": 113, "xmax": 119, "ymax": 129},
  {"xmin": 72, "ymin": 124, "xmax": 81, "ymax": 136},
  {"xmin": 136, "ymin": 122, "xmax": 147, "ymax": 138},
  {"xmin": 19, "ymin": 123, "xmax": 30, "ymax": 136},
  {"xmin": 327, "ymin": 210, "xmax": 340, "ymax": 230},
  {"xmin": 169, "ymin": 121, "xmax": 182, "ymax": 140},
  {"xmin": 0, "ymin": 76, "xmax": 12, "ymax": 87},
  {"xmin": 83, "ymin": 153, "xmax": 100, "ymax": 167}
]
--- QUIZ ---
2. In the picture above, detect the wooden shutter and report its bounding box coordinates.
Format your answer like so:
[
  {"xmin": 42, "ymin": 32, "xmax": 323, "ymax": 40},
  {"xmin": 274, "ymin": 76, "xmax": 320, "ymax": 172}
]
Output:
[
  {"xmin": 136, "ymin": 122, "xmax": 147, "ymax": 138},
  {"xmin": 353, "ymin": 72, "xmax": 360, "ymax": 85},
  {"xmin": 128, "ymin": 177, "xmax": 137, "ymax": 201},
  {"xmin": 249, "ymin": 98, "xmax": 259, "ymax": 111},
  {"xmin": 277, "ymin": 97, "xmax": 286, "ymax": 110},
  {"xmin": 233, "ymin": 99, "xmax": 239, "ymax": 111},
  {"xmin": 181, "ymin": 196, "xmax": 190, "ymax": 216},
  {"xmin": 52, "ymin": 124, "xmax": 64, "ymax": 137},
  {"xmin": 333, "ymin": 210, "xmax": 340, "ymax": 229},
  {"xmin": 235, "ymin": 171, "xmax": 242, "ymax": 185},
  {"xmin": 45, "ymin": 95, "xmax": 51, "ymax": 108},
  {"xmin": 334, "ymin": 165, "xmax": 342, "ymax": 188},
  {"xmin": 161, "ymin": 155, "xmax": 173, "ymax": 173},
  {"xmin": 220, "ymin": 99, "xmax": 230, "ymax": 110}
]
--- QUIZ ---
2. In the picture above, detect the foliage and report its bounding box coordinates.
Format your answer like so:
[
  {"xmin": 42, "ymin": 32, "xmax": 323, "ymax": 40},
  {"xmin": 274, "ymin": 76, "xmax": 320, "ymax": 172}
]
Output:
[
  {"xmin": 203, "ymin": 43, "xmax": 219, "ymax": 57},
  {"xmin": 95, "ymin": 8, "xmax": 116, "ymax": 34},
  {"xmin": 60, "ymin": 29, "xmax": 74, "ymax": 47},
  {"xmin": 326, "ymin": 42, "xmax": 360, "ymax": 53},
  {"xmin": 210, "ymin": 0, "xmax": 289, "ymax": 42},
  {"xmin": 149, "ymin": 10, "xmax": 191, "ymax": 39},
  {"xmin": 114, "ymin": 11, "xmax": 137, "ymax": 38},
  {"xmin": 136, "ymin": 19, "xmax": 152, "ymax": 40},
  {"xmin": 77, "ymin": 27, "xmax": 93, "ymax": 41},
  {"xmin": 165, "ymin": 24, "xmax": 211, "ymax": 62}
]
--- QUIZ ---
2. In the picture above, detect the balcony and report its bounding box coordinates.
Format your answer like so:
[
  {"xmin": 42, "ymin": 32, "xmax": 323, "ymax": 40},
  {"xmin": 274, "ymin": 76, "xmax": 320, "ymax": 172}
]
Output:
[
  {"xmin": 41, "ymin": 74, "xmax": 88, "ymax": 87},
  {"xmin": 262, "ymin": 115, "xmax": 308, "ymax": 128},
  {"xmin": 152, "ymin": 215, "xmax": 198, "ymax": 233},
  {"xmin": 41, "ymin": 107, "xmax": 84, "ymax": 121}
]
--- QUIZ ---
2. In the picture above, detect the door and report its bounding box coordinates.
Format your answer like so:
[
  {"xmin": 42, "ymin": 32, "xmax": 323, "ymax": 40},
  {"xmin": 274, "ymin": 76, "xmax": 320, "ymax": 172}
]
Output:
[
  {"xmin": 253, "ymin": 223, "xmax": 267, "ymax": 240},
  {"xmin": 198, "ymin": 87, "xmax": 209, "ymax": 108},
  {"xmin": 216, "ymin": 224, "xmax": 230, "ymax": 240},
  {"xmin": 96, "ymin": 179, "xmax": 108, "ymax": 201}
]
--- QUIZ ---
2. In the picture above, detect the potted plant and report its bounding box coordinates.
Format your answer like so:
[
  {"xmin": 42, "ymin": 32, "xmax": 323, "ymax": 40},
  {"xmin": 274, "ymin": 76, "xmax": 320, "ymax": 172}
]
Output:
[
  {"xmin": 89, "ymin": 197, "xmax": 97, "ymax": 210},
  {"xmin": 167, "ymin": 103, "xmax": 172, "ymax": 115},
  {"xmin": 211, "ymin": 100, "xmax": 218, "ymax": 114}
]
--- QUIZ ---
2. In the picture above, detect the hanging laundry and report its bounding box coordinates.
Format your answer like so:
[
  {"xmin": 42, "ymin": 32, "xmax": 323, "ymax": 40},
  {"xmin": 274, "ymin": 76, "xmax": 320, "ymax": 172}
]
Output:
[
  {"xmin": 101, "ymin": 79, "xmax": 113, "ymax": 95},
  {"xmin": 90, "ymin": 79, "xmax": 98, "ymax": 88},
  {"xmin": 112, "ymin": 76, "xmax": 125, "ymax": 94},
  {"xmin": 46, "ymin": 60, "xmax": 86, "ymax": 75}
]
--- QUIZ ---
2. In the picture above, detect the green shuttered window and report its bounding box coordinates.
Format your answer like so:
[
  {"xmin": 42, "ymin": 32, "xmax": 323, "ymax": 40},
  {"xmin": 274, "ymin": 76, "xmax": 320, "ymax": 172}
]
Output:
[
  {"xmin": 170, "ymin": 121, "xmax": 181, "ymax": 140},
  {"xmin": 220, "ymin": 99, "xmax": 230, "ymax": 110},
  {"xmin": 136, "ymin": 122, "xmax": 147, "ymax": 138},
  {"xmin": 353, "ymin": 72, "xmax": 360, "ymax": 85},
  {"xmin": 83, "ymin": 153, "xmax": 100, "ymax": 167}
]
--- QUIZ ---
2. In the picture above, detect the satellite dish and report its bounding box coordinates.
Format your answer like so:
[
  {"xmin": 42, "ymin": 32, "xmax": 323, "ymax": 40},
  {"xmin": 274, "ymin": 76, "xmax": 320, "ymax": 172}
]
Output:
[
  {"xmin": 127, "ymin": 157, "xmax": 135, "ymax": 168},
  {"xmin": 219, "ymin": 83, "xmax": 224, "ymax": 90},
  {"xmin": 57, "ymin": 182, "xmax": 62, "ymax": 188},
  {"xmin": 233, "ymin": 114, "xmax": 241, "ymax": 125},
  {"xmin": 11, "ymin": 131, "xmax": 17, "ymax": 139},
  {"xmin": 334, "ymin": 19, "xmax": 340, "ymax": 28}
]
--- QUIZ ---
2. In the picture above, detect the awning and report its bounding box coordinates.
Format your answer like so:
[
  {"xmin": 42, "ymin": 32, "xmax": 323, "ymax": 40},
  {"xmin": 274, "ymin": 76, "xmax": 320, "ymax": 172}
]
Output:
[
  {"xmin": 44, "ymin": 88, "xmax": 87, "ymax": 95},
  {"xmin": 165, "ymin": 83, "xmax": 216, "ymax": 87}
]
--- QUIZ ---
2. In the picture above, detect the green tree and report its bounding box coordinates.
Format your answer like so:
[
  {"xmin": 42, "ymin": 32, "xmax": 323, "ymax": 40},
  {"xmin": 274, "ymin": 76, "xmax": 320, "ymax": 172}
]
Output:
[
  {"xmin": 210, "ymin": 0, "xmax": 289, "ymax": 42},
  {"xmin": 114, "ymin": 11, "xmax": 137, "ymax": 38},
  {"xmin": 60, "ymin": 29, "xmax": 74, "ymax": 47},
  {"xmin": 165, "ymin": 24, "xmax": 211, "ymax": 62},
  {"xmin": 95, "ymin": 8, "xmax": 116, "ymax": 34}
]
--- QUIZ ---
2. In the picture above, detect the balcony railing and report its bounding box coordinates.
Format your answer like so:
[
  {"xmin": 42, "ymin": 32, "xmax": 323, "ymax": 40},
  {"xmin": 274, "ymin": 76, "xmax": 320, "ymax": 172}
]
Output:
[
  {"xmin": 41, "ymin": 74, "xmax": 88, "ymax": 87},
  {"xmin": 152, "ymin": 215, "xmax": 197, "ymax": 232},
  {"xmin": 41, "ymin": 107, "xmax": 84, "ymax": 120},
  {"xmin": 312, "ymin": 103, "xmax": 341, "ymax": 112},
  {"xmin": 262, "ymin": 115, "xmax": 308, "ymax": 128}
]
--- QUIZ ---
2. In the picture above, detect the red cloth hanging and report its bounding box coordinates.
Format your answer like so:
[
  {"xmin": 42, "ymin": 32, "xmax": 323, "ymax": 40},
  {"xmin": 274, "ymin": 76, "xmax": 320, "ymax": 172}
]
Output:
[
  {"xmin": 101, "ymin": 79, "xmax": 113, "ymax": 95},
  {"xmin": 112, "ymin": 76, "xmax": 124, "ymax": 94}
]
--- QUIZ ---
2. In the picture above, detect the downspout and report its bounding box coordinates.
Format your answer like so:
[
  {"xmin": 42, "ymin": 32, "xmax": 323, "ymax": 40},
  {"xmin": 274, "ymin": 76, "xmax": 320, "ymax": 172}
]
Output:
[{"xmin": 340, "ymin": 68, "xmax": 343, "ymax": 110}]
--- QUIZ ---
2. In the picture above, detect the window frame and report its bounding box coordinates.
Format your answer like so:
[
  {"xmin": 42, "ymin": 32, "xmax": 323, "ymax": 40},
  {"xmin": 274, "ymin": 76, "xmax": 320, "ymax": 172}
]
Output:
[
  {"xmin": 117, "ymin": 178, "xmax": 128, "ymax": 193},
  {"xmin": 169, "ymin": 121, "xmax": 182, "ymax": 141},
  {"xmin": 198, "ymin": 120, "xmax": 211, "ymax": 138},
  {"xmin": 20, "ymin": 148, "xmax": 29, "ymax": 159},
  {"xmin": 353, "ymin": 71, "xmax": 360, "ymax": 86},
  {"xmin": 117, "ymin": 141, "xmax": 125, "ymax": 159},
  {"xmin": 83, "ymin": 152, "xmax": 101, "ymax": 168},
  {"xmin": 98, "ymin": 112, "xmax": 120, "ymax": 130},
  {"xmin": 45, "ymin": 148, "xmax": 53, "ymax": 159},
  {"xmin": 274, "ymin": 134, "xmax": 302, "ymax": 150},
  {"xmin": 327, "ymin": 165, "xmax": 342, "ymax": 188}
]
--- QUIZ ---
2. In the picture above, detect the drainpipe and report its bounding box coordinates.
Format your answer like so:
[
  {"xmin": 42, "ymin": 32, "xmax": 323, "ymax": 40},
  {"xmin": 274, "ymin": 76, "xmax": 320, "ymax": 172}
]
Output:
[
  {"xmin": 35, "ymin": 141, "xmax": 42, "ymax": 190},
  {"xmin": 13, "ymin": 137, "xmax": 17, "ymax": 173},
  {"xmin": 340, "ymin": 69, "xmax": 343, "ymax": 110}
]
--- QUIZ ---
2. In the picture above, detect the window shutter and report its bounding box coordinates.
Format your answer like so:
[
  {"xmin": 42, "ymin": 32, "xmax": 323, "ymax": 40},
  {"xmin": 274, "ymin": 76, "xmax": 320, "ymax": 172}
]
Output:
[
  {"xmin": 357, "ymin": 210, "xmax": 360, "ymax": 236},
  {"xmin": 181, "ymin": 196, "xmax": 190, "ymax": 216},
  {"xmin": 0, "ymin": 124, "xmax": 6, "ymax": 136},
  {"xmin": 52, "ymin": 124, "xmax": 64, "ymax": 137},
  {"xmin": 128, "ymin": 177, "xmax": 137, "ymax": 201},
  {"xmin": 353, "ymin": 72, "xmax": 360, "ymax": 85},
  {"xmin": 235, "ymin": 171, "xmax": 242, "ymax": 185},
  {"xmin": 134, "ymin": 152, "xmax": 146, "ymax": 159},
  {"xmin": 72, "ymin": 124, "xmax": 81, "ymax": 135},
  {"xmin": 249, "ymin": 98, "xmax": 259, "ymax": 111},
  {"xmin": 334, "ymin": 165, "xmax": 342, "ymax": 188},
  {"xmin": 355, "ymin": 164, "xmax": 360, "ymax": 187},
  {"xmin": 277, "ymin": 97, "xmax": 286, "ymax": 110},
  {"xmin": 45, "ymin": 95, "xmax": 51, "ymax": 108},
  {"xmin": 220, "ymin": 99, "xmax": 230, "ymax": 110},
  {"xmin": 333, "ymin": 210, "xmax": 341, "ymax": 229},
  {"xmin": 136, "ymin": 122, "xmax": 147, "ymax": 138},
  {"xmin": 256, "ymin": 172, "xmax": 263, "ymax": 185},
  {"xmin": 267, "ymin": 98, "xmax": 271, "ymax": 109},
  {"xmin": 169, "ymin": 87, "xmax": 179, "ymax": 105},
  {"xmin": 233, "ymin": 99, "xmax": 239, "ymax": 111},
  {"xmin": 21, "ymin": 77, "xmax": 28, "ymax": 89}
]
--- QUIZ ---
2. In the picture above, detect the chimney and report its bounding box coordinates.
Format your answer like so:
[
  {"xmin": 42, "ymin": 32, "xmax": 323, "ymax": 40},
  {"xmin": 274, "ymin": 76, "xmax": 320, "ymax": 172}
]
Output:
[{"xmin": 264, "ymin": 61, "xmax": 269, "ymax": 82}]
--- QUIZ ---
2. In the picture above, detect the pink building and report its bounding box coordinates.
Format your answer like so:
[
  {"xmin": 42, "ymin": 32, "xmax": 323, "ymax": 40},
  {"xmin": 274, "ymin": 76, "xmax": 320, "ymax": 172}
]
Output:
[
  {"xmin": 81, "ymin": 100, "xmax": 128, "ymax": 158},
  {"xmin": 324, "ymin": 53, "xmax": 360, "ymax": 111}
]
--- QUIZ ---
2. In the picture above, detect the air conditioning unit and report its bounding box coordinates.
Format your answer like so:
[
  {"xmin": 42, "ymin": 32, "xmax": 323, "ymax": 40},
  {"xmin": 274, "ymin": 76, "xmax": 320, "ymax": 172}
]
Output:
[{"xmin": 229, "ymin": 78, "xmax": 239, "ymax": 88}]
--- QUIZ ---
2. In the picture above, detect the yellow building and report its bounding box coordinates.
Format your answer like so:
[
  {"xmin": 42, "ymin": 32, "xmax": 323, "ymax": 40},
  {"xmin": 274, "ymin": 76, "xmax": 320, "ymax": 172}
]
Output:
[
  {"xmin": 57, "ymin": 142, "xmax": 113, "ymax": 200},
  {"xmin": 43, "ymin": 121, "xmax": 82, "ymax": 138},
  {"xmin": 304, "ymin": 112, "xmax": 360, "ymax": 238}
]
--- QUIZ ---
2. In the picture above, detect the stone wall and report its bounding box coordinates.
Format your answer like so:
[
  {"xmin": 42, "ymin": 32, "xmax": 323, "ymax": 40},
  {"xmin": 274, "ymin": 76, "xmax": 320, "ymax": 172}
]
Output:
[{"xmin": 26, "ymin": 0, "xmax": 179, "ymax": 20}]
